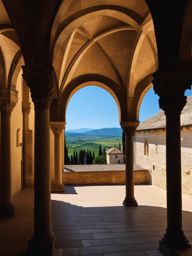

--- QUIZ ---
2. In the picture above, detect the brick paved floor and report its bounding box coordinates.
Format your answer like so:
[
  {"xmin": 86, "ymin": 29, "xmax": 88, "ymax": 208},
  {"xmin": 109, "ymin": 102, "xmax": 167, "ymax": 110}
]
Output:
[{"xmin": 1, "ymin": 185, "xmax": 192, "ymax": 255}]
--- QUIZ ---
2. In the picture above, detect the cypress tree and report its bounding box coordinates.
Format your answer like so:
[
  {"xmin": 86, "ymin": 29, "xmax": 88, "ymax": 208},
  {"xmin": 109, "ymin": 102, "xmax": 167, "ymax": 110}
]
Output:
[
  {"xmin": 90, "ymin": 151, "xmax": 93, "ymax": 164},
  {"xmin": 122, "ymin": 130, "xmax": 125, "ymax": 155},
  {"xmin": 79, "ymin": 150, "xmax": 85, "ymax": 164},
  {"xmin": 86, "ymin": 150, "xmax": 90, "ymax": 164},
  {"xmin": 70, "ymin": 155, "xmax": 73, "ymax": 165},
  {"xmin": 76, "ymin": 151, "xmax": 78, "ymax": 164},
  {"xmin": 99, "ymin": 145, "xmax": 102, "ymax": 156},
  {"xmin": 83, "ymin": 150, "xmax": 86, "ymax": 164},
  {"xmin": 86, "ymin": 151, "xmax": 88, "ymax": 164},
  {"xmin": 74, "ymin": 151, "xmax": 76, "ymax": 164},
  {"xmin": 85, "ymin": 151, "xmax": 87, "ymax": 164},
  {"xmin": 64, "ymin": 140, "xmax": 70, "ymax": 164},
  {"xmin": 78, "ymin": 151, "xmax": 81, "ymax": 164},
  {"xmin": 73, "ymin": 151, "xmax": 76, "ymax": 164}
]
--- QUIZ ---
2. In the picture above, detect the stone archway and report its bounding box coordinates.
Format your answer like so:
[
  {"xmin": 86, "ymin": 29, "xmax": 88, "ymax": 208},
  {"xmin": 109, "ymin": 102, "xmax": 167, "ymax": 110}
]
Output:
[
  {"xmin": 55, "ymin": 74, "xmax": 125, "ymax": 123},
  {"xmin": 50, "ymin": 73, "xmax": 124, "ymax": 193}
]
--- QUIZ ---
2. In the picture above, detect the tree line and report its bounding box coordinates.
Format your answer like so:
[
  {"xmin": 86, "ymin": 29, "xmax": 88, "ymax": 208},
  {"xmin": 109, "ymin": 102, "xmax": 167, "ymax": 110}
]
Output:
[
  {"xmin": 65, "ymin": 130, "xmax": 125, "ymax": 165},
  {"xmin": 65, "ymin": 143, "xmax": 108, "ymax": 165}
]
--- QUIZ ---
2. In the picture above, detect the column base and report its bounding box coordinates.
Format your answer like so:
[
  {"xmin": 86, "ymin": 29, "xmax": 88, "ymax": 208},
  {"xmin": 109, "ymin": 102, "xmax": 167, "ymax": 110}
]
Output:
[
  {"xmin": 123, "ymin": 197, "xmax": 138, "ymax": 207},
  {"xmin": 51, "ymin": 183, "xmax": 64, "ymax": 193},
  {"xmin": 159, "ymin": 231, "xmax": 191, "ymax": 255},
  {"xmin": 0, "ymin": 202, "xmax": 14, "ymax": 218},
  {"xmin": 53, "ymin": 248, "xmax": 63, "ymax": 256},
  {"xmin": 25, "ymin": 176, "xmax": 34, "ymax": 187},
  {"xmin": 27, "ymin": 233, "xmax": 55, "ymax": 256}
]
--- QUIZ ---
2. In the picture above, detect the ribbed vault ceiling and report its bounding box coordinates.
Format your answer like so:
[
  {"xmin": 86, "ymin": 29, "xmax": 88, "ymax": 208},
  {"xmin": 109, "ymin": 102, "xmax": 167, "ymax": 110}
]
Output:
[{"xmin": 0, "ymin": 0, "xmax": 158, "ymax": 119}]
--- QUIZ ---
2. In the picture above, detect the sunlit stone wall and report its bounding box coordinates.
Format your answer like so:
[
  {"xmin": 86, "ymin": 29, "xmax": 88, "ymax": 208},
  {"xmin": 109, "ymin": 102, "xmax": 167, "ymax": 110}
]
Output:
[{"xmin": 134, "ymin": 127, "xmax": 192, "ymax": 195}]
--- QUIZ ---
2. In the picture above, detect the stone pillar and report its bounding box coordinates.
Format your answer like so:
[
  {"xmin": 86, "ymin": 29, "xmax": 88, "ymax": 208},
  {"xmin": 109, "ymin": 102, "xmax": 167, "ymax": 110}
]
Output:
[
  {"xmin": 22, "ymin": 101, "xmax": 33, "ymax": 187},
  {"xmin": 0, "ymin": 90, "xmax": 17, "ymax": 217},
  {"xmin": 121, "ymin": 121, "xmax": 139, "ymax": 207},
  {"xmin": 50, "ymin": 122, "xmax": 65, "ymax": 193},
  {"xmin": 0, "ymin": 102, "xmax": 14, "ymax": 217},
  {"xmin": 153, "ymin": 70, "xmax": 191, "ymax": 254},
  {"xmin": 23, "ymin": 66, "xmax": 54, "ymax": 255}
]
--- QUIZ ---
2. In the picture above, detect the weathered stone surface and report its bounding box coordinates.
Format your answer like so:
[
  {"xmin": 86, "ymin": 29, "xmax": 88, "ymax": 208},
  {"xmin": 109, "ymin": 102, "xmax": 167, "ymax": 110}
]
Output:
[{"xmin": 135, "ymin": 98, "xmax": 192, "ymax": 195}]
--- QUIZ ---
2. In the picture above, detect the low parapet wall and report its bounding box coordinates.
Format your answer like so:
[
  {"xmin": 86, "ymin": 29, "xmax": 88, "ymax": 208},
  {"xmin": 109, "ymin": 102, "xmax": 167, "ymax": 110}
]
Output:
[{"xmin": 63, "ymin": 169, "xmax": 151, "ymax": 186}]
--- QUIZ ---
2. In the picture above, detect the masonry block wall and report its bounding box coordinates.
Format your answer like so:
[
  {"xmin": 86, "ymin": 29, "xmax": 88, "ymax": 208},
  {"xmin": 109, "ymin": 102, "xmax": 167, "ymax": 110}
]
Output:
[
  {"xmin": 134, "ymin": 127, "xmax": 192, "ymax": 195},
  {"xmin": 106, "ymin": 153, "xmax": 124, "ymax": 164}
]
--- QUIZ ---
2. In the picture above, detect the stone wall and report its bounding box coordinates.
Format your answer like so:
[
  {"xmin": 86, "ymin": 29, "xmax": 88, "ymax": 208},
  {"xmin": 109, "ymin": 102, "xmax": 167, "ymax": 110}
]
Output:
[
  {"xmin": 107, "ymin": 153, "xmax": 124, "ymax": 164},
  {"xmin": 63, "ymin": 169, "xmax": 151, "ymax": 186},
  {"xmin": 134, "ymin": 127, "xmax": 192, "ymax": 195}
]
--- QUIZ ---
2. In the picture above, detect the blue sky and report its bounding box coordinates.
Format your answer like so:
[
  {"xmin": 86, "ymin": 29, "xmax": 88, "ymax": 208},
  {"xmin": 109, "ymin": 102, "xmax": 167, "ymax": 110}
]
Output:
[{"xmin": 66, "ymin": 86, "xmax": 192, "ymax": 130}]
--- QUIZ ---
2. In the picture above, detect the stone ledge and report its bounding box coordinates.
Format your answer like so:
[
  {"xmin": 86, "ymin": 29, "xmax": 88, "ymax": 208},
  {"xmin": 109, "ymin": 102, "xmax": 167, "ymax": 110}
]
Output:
[{"xmin": 63, "ymin": 169, "xmax": 151, "ymax": 186}]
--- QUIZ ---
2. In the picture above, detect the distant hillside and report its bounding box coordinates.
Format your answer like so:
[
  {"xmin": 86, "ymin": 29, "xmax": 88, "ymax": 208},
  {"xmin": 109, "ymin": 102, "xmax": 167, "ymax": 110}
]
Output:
[
  {"xmin": 84, "ymin": 128, "xmax": 122, "ymax": 137},
  {"xmin": 67, "ymin": 128, "xmax": 94, "ymax": 133},
  {"xmin": 66, "ymin": 127, "xmax": 122, "ymax": 138},
  {"xmin": 65, "ymin": 128, "xmax": 122, "ymax": 156}
]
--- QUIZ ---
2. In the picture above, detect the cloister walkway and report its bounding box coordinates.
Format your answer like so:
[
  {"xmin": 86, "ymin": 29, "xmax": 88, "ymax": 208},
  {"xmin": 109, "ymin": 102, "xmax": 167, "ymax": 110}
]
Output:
[{"xmin": 1, "ymin": 185, "xmax": 192, "ymax": 256}]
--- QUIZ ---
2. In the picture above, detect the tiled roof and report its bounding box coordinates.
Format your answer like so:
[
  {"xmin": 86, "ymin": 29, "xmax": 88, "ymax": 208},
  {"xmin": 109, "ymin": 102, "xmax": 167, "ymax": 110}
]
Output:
[
  {"xmin": 106, "ymin": 148, "xmax": 123, "ymax": 154},
  {"xmin": 137, "ymin": 96, "xmax": 192, "ymax": 131}
]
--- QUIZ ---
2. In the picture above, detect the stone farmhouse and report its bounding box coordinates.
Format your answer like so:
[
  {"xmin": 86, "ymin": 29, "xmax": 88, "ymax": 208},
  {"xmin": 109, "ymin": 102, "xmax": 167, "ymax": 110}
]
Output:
[
  {"xmin": 106, "ymin": 147, "xmax": 124, "ymax": 164},
  {"xmin": 134, "ymin": 96, "xmax": 192, "ymax": 195}
]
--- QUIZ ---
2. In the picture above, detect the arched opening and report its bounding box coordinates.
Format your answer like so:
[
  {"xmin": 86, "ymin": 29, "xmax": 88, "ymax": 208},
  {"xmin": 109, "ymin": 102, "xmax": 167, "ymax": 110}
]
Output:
[
  {"xmin": 65, "ymin": 85, "xmax": 123, "ymax": 171},
  {"xmin": 65, "ymin": 82, "xmax": 121, "ymax": 123}
]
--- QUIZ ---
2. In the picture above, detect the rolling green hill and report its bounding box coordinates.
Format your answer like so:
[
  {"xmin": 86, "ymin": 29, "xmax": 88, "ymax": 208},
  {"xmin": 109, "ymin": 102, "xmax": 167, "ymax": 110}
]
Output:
[{"xmin": 65, "ymin": 128, "xmax": 122, "ymax": 156}]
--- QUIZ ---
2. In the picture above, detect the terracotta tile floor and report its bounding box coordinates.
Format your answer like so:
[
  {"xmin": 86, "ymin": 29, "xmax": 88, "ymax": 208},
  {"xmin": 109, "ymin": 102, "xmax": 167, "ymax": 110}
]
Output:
[{"xmin": 1, "ymin": 185, "xmax": 192, "ymax": 255}]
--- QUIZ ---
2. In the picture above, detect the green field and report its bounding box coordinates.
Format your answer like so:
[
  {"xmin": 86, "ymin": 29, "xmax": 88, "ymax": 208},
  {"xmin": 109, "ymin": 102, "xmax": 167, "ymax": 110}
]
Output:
[{"xmin": 66, "ymin": 136, "xmax": 122, "ymax": 157}]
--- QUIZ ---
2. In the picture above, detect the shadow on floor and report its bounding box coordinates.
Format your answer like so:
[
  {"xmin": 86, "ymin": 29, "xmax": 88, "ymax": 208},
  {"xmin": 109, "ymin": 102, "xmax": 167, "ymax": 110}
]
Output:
[
  {"xmin": 51, "ymin": 200, "xmax": 192, "ymax": 255},
  {"xmin": 1, "ymin": 188, "xmax": 192, "ymax": 256},
  {"xmin": 64, "ymin": 186, "xmax": 78, "ymax": 194}
]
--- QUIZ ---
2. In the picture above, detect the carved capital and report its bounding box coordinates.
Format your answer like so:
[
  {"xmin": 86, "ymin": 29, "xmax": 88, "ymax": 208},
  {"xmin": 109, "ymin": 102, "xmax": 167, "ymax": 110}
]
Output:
[
  {"xmin": 0, "ymin": 102, "xmax": 13, "ymax": 115},
  {"xmin": 22, "ymin": 65, "xmax": 54, "ymax": 109},
  {"xmin": 50, "ymin": 122, "xmax": 66, "ymax": 137},
  {"xmin": 0, "ymin": 89, "xmax": 18, "ymax": 115},
  {"xmin": 153, "ymin": 68, "xmax": 192, "ymax": 114},
  {"xmin": 22, "ymin": 102, "xmax": 31, "ymax": 114},
  {"xmin": 121, "ymin": 121, "xmax": 139, "ymax": 135}
]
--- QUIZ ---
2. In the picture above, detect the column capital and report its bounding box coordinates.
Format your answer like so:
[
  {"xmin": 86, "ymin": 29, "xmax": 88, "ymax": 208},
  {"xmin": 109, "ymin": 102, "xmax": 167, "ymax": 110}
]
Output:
[
  {"xmin": 22, "ymin": 102, "xmax": 31, "ymax": 114},
  {"xmin": 121, "ymin": 121, "xmax": 139, "ymax": 134},
  {"xmin": 153, "ymin": 68, "xmax": 192, "ymax": 114},
  {"xmin": 50, "ymin": 121, "xmax": 66, "ymax": 136},
  {"xmin": 0, "ymin": 89, "xmax": 18, "ymax": 114},
  {"xmin": 22, "ymin": 65, "xmax": 54, "ymax": 109}
]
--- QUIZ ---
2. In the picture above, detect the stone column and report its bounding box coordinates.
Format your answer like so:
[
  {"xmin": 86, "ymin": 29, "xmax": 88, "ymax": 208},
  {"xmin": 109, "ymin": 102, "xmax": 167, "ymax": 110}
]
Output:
[
  {"xmin": 0, "ymin": 90, "xmax": 17, "ymax": 218},
  {"xmin": 121, "ymin": 121, "xmax": 139, "ymax": 207},
  {"xmin": 22, "ymin": 101, "xmax": 32, "ymax": 187},
  {"xmin": 154, "ymin": 70, "xmax": 191, "ymax": 253},
  {"xmin": 23, "ymin": 66, "xmax": 54, "ymax": 255},
  {"xmin": 0, "ymin": 102, "xmax": 14, "ymax": 217},
  {"xmin": 50, "ymin": 122, "xmax": 65, "ymax": 193}
]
